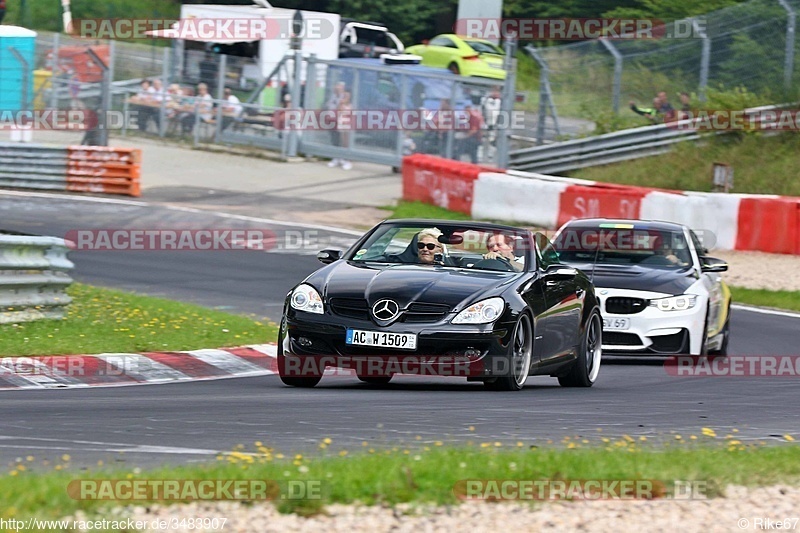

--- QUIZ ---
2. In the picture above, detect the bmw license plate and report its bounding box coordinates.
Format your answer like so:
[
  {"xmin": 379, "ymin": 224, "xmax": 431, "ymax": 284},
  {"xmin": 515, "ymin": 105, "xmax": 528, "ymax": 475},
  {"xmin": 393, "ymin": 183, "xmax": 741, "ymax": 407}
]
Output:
[
  {"xmin": 603, "ymin": 318, "xmax": 631, "ymax": 331},
  {"xmin": 346, "ymin": 329, "xmax": 417, "ymax": 350}
]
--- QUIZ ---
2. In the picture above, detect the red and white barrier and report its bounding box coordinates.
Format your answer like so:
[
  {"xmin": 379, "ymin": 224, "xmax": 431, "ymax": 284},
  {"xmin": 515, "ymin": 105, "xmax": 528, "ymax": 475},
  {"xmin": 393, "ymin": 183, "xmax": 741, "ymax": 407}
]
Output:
[{"xmin": 402, "ymin": 155, "xmax": 800, "ymax": 254}]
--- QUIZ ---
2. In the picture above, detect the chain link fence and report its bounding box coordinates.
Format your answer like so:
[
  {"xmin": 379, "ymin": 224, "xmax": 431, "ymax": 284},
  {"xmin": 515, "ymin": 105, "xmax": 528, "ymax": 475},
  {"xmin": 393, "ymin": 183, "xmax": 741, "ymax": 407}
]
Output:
[{"xmin": 526, "ymin": 0, "xmax": 800, "ymax": 138}]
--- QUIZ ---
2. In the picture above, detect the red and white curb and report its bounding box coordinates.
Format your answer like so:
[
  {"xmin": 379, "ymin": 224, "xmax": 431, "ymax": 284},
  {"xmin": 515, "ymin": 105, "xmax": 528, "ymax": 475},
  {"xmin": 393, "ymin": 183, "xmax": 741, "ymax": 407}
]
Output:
[{"xmin": 0, "ymin": 344, "xmax": 280, "ymax": 390}]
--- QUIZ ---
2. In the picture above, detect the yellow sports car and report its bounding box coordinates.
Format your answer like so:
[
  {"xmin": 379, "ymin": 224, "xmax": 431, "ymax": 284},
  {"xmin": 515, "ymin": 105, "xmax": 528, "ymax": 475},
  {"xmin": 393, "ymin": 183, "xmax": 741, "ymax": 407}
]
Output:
[{"xmin": 405, "ymin": 34, "xmax": 507, "ymax": 80}]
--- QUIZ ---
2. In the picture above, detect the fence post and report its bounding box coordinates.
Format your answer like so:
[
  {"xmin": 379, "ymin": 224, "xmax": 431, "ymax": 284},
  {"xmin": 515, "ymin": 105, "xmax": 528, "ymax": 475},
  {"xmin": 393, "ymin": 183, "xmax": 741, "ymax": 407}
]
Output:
[
  {"xmin": 287, "ymin": 50, "xmax": 303, "ymax": 158},
  {"xmin": 50, "ymin": 33, "xmax": 60, "ymax": 111},
  {"xmin": 445, "ymin": 81, "xmax": 457, "ymax": 159},
  {"xmin": 526, "ymin": 45, "xmax": 561, "ymax": 146},
  {"xmin": 395, "ymin": 73, "xmax": 409, "ymax": 165},
  {"xmin": 214, "ymin": 54, "xmax": 227, "ymax": 144},
  {"xmin": 693, "ymin": 18, "xmax": 710, "ymax": 102},
  {"xmin": 159, "ymin": 47, "xmax": 170, "ymax": 138},
  {"xmin": 599, "ymin": 38, "xmax": 623, "ymax": 114},
  {"xmin": 85, "ymin": 48, "xmax": 110, "ymax": 146},
  {"xmin": 108, "ymin": 39, "xmax": 116, "ymax": 87},
  {"xmin": 778, "ymin": 0, "xmax": 796, "ymax": 93},
  {"xmin": 496, "ymin": 37, "xmax": 517, "ymax": 168}
]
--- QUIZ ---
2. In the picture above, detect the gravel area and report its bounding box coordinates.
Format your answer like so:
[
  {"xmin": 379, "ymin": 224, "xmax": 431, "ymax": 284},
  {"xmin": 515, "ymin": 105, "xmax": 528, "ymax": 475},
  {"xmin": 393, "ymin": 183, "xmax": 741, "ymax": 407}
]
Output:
[{"xmin": 71, "ymin": 484, "xmax": 799, "ymax": 532}]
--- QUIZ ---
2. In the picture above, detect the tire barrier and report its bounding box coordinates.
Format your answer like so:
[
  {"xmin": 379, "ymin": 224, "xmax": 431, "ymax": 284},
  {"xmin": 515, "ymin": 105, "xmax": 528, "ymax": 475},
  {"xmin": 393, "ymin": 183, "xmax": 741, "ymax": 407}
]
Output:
[
  {"xmin": 0, "ymin": 234, "xmax": 74, "ymax": 324},
  {"xmin": 0, "ymin": 142, "xmax": 141, "ymax": 197},
  {"xmin": 402, "ymin": 155, "xmax": 800, "ymax": 254}
]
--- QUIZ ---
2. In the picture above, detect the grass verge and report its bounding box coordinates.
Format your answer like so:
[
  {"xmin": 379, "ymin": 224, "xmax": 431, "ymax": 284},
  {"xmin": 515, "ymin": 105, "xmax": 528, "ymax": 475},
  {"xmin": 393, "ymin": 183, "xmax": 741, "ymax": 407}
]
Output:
[
  {"xmin": 572, "ymin": 133, "xmax": 800, "ymax": 196},
  {"xmin": 0, "ymin": 284, "xmax": 276, "ymax": 357},
  {"xmin": 2, "ymin": 440, "xmax": 799, "ymax": 524},
  {"xmin": 729, "ymin": 287, "xmax": 800, "ymax": 314}
]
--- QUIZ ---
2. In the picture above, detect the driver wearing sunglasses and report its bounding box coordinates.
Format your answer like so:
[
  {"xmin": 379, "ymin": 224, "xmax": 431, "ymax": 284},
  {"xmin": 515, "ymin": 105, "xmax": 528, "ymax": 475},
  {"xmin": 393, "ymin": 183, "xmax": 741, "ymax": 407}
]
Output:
[{"xmin": 416, "ymin": 228, "xmax": 446, "ymax": 265}]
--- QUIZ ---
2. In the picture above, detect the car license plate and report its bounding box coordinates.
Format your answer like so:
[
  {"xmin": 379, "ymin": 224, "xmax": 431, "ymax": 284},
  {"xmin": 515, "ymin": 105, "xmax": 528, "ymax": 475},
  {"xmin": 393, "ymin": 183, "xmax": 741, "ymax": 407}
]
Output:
[
  {"xmin": 346, "ymin": 329, "xmax": 417, "ymax": 350},
  {"xmin": 603, "ymin": 318, "xmax": 630, "ymax": 331}
]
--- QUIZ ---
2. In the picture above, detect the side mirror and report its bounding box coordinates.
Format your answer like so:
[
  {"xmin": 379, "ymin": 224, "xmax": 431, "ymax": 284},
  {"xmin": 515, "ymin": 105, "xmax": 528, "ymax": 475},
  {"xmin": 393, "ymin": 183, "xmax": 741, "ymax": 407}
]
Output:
[
  {"xmin": 317, "ymin": 249, "xmax": 342, "ymax": 264},
  {"xmin": 700, "ymin": 256, "xmax": 728, "ymax": 273},
  {"xmin": 544, "ymin": 265, "xmax": 577, "ymax": 280}
]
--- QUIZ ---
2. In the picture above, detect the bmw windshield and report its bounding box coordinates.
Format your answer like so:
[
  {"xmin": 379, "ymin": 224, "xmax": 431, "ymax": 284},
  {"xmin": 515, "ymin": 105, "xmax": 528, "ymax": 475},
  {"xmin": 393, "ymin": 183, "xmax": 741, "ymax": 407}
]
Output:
[{"xmin": 553, "ymin": 226, "xmax": 693, "ymax": 270}]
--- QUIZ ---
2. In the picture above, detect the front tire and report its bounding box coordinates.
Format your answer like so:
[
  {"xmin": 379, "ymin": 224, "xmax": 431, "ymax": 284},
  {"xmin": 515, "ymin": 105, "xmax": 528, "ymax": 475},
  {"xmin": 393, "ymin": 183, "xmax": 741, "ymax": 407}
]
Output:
[
  {"xmin": 485, "ymin": 314, "xmax": 533, "ymax": 391},
  {"xmin": 709, "ymin": 305, "xmax": 731, "ymax": 356},
  {"xmin": 278, "ymin": 351, "xmax": 322, "ymax": 388},
  {"xmin": 558, "ymin": 310, "xmax": 602, "ymax": 388}
]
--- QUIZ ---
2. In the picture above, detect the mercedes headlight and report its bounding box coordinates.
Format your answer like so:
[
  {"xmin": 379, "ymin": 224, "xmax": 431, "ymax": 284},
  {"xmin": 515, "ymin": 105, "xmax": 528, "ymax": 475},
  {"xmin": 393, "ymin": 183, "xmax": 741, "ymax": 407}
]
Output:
[
  {"xmin": 452, "ymin": 297, "xmax": 505, "ymax": 324},
  {"xmin": 290, "ymin": 284, "xmax": 324, "ymax": 314},
  {"xmin": 650, "ymin": 295, "xmax": 697, "ymax": 312}
]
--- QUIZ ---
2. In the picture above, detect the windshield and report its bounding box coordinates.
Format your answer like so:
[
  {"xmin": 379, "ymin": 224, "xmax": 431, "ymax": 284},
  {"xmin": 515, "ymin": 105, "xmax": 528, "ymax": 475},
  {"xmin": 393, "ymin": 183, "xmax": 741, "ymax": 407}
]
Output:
[
  {"xmin": 465, "ymin": 40, "xmax": 504, "ymax": 55},
  {"xmin": 347, "ymin": 223, "xmax": 530, "ymax": 273},
  {"xmin": 553, "ymin": 227, "xmax": 693, "ymax": 269}
]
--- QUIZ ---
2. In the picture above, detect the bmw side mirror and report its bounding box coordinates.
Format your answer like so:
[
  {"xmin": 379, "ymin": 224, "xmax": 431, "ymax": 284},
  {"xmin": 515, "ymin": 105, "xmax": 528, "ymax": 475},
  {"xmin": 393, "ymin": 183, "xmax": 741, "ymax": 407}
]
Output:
[
  {"xmin": 317, "ymin": 249, "xmax": 342, "ymax": 264},
  {"xmin": 700, "ymin": 256, "xmax": 728, "ymax": 273}
]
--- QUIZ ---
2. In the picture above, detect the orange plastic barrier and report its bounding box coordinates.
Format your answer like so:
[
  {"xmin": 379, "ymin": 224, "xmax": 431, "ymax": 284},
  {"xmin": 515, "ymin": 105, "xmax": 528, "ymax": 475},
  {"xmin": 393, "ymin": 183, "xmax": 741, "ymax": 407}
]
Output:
[
  {"xmin": 66, "ymin": 147, "xmax": 141, "ymax": 197},
  {"xmin": 736, "ymin": 197, "xmax": 800, "ymax": 255},
  {"xmin": 402, "ymin": 154, "xmax": 498, "ymax": 215}
]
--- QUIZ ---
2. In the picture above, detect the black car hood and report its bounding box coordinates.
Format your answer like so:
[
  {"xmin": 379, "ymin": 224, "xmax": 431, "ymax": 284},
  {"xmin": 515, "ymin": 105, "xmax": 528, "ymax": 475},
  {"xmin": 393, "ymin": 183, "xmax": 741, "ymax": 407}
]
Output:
[
  {"xmin": 570, "ymin": 263, "xmax": 698, "ymax": 295},
  {"xmin": 308, "ymin": 261, "xmax": 517, "ymax": 310}
]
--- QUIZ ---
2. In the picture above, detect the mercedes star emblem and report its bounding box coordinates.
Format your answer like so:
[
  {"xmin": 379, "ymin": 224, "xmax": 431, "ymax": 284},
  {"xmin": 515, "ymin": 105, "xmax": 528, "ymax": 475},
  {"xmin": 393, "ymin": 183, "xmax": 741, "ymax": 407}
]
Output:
[{"xmin": 372, "ymin": 299, "xmax": 400, "ymax": 321}]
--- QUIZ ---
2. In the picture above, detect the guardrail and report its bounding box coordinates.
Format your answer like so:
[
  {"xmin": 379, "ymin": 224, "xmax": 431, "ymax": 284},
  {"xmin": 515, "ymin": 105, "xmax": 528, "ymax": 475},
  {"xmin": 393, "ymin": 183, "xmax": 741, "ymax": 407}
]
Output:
[
  {"xmin": 0, "ymin": 235, "xmax": 75, "ymax": 324},
  {"xmin": 508, "ymin": 104, "xmax": 788, "ymax": 173},
  {"xmin": 0, "ymin": 143, "xmax": 141, "ymax": 196}
]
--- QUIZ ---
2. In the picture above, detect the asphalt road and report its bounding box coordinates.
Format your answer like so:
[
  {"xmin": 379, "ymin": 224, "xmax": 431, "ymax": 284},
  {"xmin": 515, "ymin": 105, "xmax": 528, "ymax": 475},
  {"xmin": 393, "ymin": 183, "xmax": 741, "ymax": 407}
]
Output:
[{"xmin": 1, "ymin": 193, "xmax": 798, "ymax": 469}]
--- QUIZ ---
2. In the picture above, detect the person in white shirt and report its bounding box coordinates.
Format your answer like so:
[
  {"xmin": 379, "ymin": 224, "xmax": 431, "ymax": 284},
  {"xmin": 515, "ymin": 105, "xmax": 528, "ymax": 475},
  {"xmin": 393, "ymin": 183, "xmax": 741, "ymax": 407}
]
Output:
[
  {"xmin": 196, "ymin": 83, "xmax": 214, "ymax": 123},
  {"xmin": 223, "ymin": 88, "xmax": 243, "ymax": 117}
]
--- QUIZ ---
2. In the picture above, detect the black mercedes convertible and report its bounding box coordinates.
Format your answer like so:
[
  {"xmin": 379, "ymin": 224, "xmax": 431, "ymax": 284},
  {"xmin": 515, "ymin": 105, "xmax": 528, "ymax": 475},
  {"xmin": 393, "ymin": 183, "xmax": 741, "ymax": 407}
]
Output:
[{"xmin": 278, "ymin": 219, "xmax": 602, "ymax": 391}]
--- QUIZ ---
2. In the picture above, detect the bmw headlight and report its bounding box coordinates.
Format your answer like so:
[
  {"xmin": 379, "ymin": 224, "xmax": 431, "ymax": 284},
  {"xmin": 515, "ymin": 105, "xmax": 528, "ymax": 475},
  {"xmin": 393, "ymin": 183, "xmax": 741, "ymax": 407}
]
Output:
[
  {"xmin": 290, "ymin": 284, "xmax": 324, "ymax": 314},
  {"xmin": 452, "ymin": 297, "xmax": 505, "ymax": 324},
  {"xmin": 650, "ymin": 295, "xmax": 697, "ymax": 312}
]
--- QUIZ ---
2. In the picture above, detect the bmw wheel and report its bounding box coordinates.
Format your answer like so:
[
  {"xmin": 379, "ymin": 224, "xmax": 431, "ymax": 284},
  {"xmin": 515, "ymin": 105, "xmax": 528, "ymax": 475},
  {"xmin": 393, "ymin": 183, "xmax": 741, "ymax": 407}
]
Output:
[
  {"xmin": 559, "ymin": 309, "xmax": 602, "ymax": 388},
  {"xmin": 485, "ymin": 314, "xmax": 533, "ymax": 391}
]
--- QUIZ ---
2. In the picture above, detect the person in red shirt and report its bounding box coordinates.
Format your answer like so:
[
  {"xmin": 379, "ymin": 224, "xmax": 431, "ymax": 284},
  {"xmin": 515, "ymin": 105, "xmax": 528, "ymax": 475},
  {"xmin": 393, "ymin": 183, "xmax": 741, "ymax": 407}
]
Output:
[{"xmin": 462, "ymin": 104, "xmax": 484, "ymax": 164}]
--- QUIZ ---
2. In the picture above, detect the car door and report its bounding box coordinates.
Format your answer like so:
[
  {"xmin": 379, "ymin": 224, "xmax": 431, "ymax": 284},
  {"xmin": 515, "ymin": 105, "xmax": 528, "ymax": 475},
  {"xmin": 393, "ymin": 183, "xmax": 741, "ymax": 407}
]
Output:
[
  {"xmin": 426, "ymin": 36, "xmax": 459, "ymax": 68},
  {"xmin": 536, "ymin": 233, "xmax": 583, "ymax": 362}
]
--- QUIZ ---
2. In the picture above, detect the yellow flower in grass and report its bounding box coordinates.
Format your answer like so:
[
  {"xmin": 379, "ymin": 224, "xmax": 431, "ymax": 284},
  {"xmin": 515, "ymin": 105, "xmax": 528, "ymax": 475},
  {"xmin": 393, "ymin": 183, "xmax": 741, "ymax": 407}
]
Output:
[{"xmin": 701, "ymin": 428, "xmax": 717, "ymax": 438}]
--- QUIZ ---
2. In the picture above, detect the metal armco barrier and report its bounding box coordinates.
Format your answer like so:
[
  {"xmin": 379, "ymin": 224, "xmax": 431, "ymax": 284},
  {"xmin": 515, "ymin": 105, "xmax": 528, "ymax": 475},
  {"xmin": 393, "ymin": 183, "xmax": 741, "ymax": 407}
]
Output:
[
  {"xmin": 0, "ymin": 143, "xmax": 68, "ymax": 191},
  {"xmin": 0, "ymin": 235, "xmax": 75, "ymax": 324},
  {"xmin": 0, "ymin": 143, "xmax": 141, "ymax": 197},
  {"xmin": 509, "ymin": 104, "xmax": 789, "ymax": 174}
]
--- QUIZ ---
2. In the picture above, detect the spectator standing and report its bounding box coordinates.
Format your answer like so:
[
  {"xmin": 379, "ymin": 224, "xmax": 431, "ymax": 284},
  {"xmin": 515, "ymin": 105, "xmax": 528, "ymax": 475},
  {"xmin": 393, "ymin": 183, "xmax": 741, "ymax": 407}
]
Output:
[
  {"xmin": 335, "ymin": 91, "xmax": 354, "ymax": 170},
  {"xmin": 462, "ymin": 104, "xmax": 484, "ymax": 164},
  {"xmin": 326, "ymin": 81, "xmax": 347, "ymax": 167}
]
